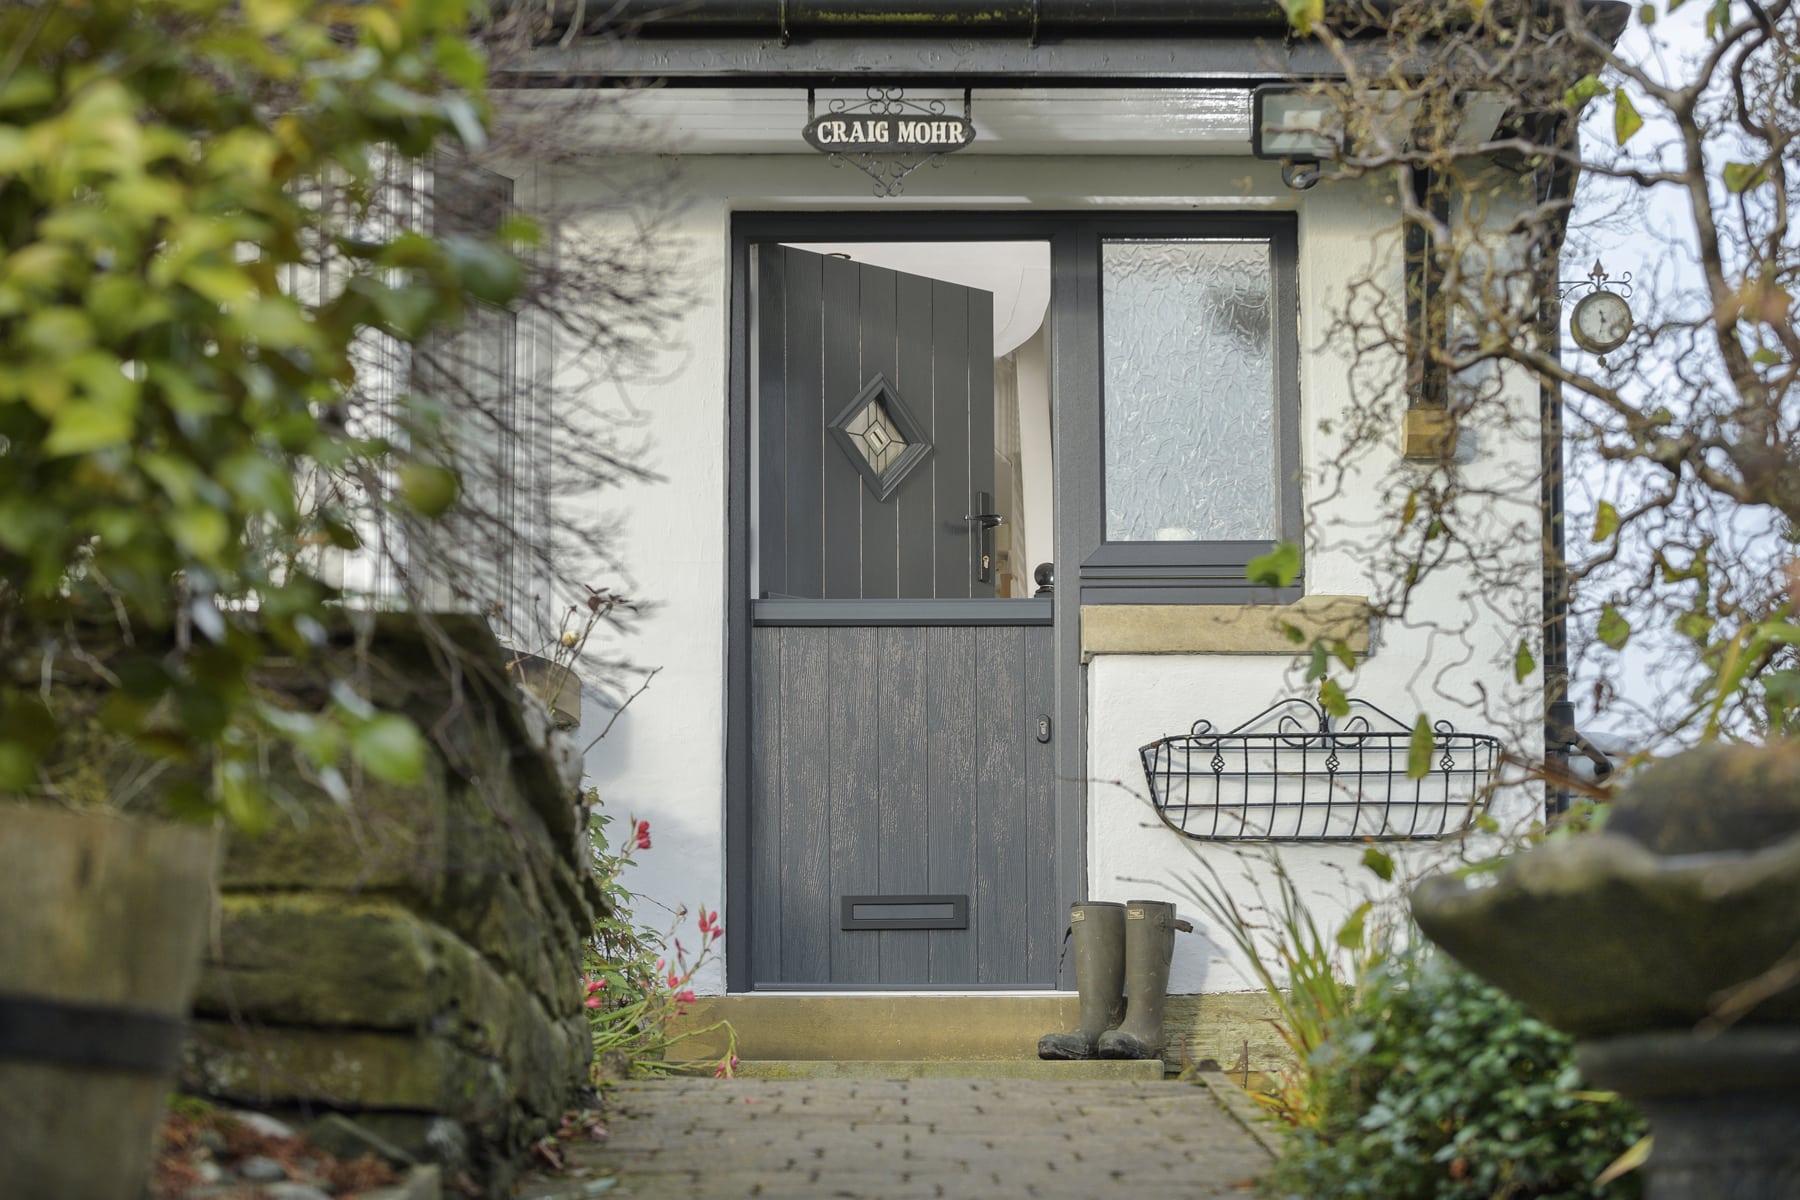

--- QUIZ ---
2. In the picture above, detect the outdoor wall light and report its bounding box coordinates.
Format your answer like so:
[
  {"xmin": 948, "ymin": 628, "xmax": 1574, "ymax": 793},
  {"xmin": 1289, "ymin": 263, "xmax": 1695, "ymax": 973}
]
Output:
[
  {"xmin": 1251, "ymin": 84, "xmax": 1340, "ymax": 190},
  {"xmin": 1256, "ymin": 84, "xmax": 1491, "ymax": 191}
]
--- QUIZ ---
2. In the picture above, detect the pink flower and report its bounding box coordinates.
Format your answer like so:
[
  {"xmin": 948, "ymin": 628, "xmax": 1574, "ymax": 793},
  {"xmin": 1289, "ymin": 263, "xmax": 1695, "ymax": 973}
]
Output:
[
  {"xmin": 675, "ymin": 989, "xmax": 696, "ymax": 1005},
  {"xmin": 585, "ymin": 979, "xmax": 606, "ymax": 995},
  {"xmin": 584, "ymin": 996, "xmax": 603, "ymax": 1009},
  {"xmin": 698, "ymin": 908, "xmax": 723, "ymax": 942},
  {"xmin": 632, "ymin": 820, "xmax": 652, "ymax": 851},
  {"xmin": 667, "ymin": 971, "xmax": 681, "ymax": 990}
]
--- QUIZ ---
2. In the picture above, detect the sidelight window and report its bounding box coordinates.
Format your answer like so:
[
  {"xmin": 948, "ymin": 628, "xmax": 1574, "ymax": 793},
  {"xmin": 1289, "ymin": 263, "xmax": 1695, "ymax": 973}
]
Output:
[{"xmin": 1081, "ymin": 219, "xmax": 1301, "ymax": 604}]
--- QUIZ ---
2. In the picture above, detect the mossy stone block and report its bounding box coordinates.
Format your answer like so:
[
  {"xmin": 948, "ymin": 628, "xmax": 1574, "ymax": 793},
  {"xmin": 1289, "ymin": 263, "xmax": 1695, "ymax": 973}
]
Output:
[
  {"xmin": 221, "ymin": 768, "xmax": 450, "ymax": 902},
  {"xmin": 182, "ymin": 1021, "xmax": 509, "ymax": 1127}
]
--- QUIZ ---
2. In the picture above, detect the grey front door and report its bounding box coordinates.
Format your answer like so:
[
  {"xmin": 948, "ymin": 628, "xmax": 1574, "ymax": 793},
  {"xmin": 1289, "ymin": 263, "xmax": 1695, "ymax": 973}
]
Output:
[{"xmin": 747, "ymin": 245, "xmax": 1060, "ymax": 988}]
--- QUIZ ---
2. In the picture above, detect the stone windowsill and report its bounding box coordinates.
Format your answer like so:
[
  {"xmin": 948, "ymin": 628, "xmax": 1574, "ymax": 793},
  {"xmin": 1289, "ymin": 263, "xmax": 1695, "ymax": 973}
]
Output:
[{"xmin": 1080, "ymin": 595, "xmax": 1372, "ymax": 661}]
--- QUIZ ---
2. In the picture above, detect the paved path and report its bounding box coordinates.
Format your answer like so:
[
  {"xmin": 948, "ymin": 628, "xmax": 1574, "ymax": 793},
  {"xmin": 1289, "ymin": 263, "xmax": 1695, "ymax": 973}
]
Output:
[{"xmin": 520, "ymin": 1076, "xmax": 1272, "ymax": 1200}]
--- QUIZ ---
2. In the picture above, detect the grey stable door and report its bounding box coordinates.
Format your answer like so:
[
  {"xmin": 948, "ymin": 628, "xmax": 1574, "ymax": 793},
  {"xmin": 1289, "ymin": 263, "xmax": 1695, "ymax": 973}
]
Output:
[{"xmin": 748, "ymin": 245, "xmax": 1060, "ymax": 988}]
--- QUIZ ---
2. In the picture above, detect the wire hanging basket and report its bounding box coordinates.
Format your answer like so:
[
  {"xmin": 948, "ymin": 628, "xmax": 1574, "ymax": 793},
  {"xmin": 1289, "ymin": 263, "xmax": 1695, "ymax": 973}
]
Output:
[{"xmin": 1139, "ymin": 697, "xmax": 1502, "ymax": 842}]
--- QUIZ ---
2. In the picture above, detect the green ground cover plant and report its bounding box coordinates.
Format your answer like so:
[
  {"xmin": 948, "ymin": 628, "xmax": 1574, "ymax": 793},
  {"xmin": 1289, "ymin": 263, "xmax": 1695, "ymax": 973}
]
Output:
[{"xmin": 1260, "ymin": 940, "xmax": 1646, "ymax": 1200}]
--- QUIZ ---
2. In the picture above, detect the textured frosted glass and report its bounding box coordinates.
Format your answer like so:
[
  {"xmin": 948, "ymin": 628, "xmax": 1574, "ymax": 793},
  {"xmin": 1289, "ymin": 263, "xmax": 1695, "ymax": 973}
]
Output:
[{"xmin": 1102, "ymin": 239, "xmax": 1276, "ymax": 542}]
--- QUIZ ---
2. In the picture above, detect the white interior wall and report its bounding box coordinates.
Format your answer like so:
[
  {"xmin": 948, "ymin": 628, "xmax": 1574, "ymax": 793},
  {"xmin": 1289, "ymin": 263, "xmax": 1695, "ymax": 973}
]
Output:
[
  {"xmin": 1014, "ymin": 327, "xmax": 1054, "ymax": 586},
  {"xmin": 550, "ymin": 149, "xmax": 1542, "ymax": 997}
]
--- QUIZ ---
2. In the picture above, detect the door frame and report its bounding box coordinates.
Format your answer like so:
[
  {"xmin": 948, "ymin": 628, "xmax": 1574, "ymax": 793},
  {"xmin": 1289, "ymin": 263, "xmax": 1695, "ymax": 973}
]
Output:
[{"xmin": 726, "ymin": 212, "xmax": 1091, "ymax": 991}]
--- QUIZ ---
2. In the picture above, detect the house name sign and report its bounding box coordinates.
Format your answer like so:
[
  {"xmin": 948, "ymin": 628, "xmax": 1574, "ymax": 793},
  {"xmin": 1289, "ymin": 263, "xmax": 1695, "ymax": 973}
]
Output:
[
  {"xmin": 803, "ymin": 88, "xmax": 976, "ymax": 197},
  {"xmin": 802, "ymin": 113, "xmax": 976, "ymax": 153}
]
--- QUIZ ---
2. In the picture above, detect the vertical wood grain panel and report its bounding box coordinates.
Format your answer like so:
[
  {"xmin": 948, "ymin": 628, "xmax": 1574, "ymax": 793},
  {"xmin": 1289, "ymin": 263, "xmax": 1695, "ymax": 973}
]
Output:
[
  {"xmin": 927, "ymin": 625, "xmax": 977, "ymax": 984},
  {"xmin": 748, "ymin": 628, "xmax": 784, "ymax": 983},
  {"xmin": 894, "ymin": 272, "xmax": 937, "ymax": 598},
  {"xmin": 931, "ymin": 282, "xmax": 972, "ymax": 599},
  {"xmin": 975, "ymin": 626, "xmax": 1028, "ymax": 984},
  {"xmin": 1023, "ymin": 626, "xmax": 1060, "ymax": 986},
  {"xmin": 755, "ymin": 248, "xmax": 788, "ymax": 598},
  {"xmin": 777, "ymin": 628, "xmax": 831, "ymax": 982},
  {"xmin": 827, "ymin": 626, "xmax": 881, "ymax": 983},
  {"xmin": 781, "ymin": 249, "xmax": 824, "ymax": 599},
  {"xmin": 821, "ymin": 257, "xmax": 863, "ymax": 598},
  {"xmin": 876, "ymin": 626, "xmax": 930, "ymax": 982},
  {"xmin": 858, "ymin": 265, "xmax": 900, "ymax": 600}
]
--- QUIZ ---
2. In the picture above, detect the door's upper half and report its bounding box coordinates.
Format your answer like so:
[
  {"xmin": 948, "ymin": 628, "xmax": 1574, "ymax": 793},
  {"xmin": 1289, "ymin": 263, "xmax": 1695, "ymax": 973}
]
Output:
[{"xmin": 754, "ymin": 243, "xmax": 1018, "ymax": 601}]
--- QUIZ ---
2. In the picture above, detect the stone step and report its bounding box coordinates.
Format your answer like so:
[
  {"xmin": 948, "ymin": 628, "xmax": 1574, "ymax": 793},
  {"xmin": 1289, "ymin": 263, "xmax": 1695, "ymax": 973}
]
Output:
[
  {"xmin": 731, "ymin": 1058, "xmax": 1167, "ymax": 1081},
  {"xmin": 665, "ymin": 992, "xmax": 1286, "ymax": 1074}
]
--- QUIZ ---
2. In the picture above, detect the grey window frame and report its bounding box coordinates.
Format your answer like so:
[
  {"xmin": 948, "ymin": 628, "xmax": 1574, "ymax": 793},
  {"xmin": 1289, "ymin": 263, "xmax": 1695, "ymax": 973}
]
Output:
[{"xmin": 1077, "ymin": 216, "xmax": 1302, "ymax": 605}]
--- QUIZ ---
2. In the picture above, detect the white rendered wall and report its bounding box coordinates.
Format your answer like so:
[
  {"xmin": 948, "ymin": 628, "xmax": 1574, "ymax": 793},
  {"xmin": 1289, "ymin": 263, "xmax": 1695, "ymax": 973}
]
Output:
[{"xmin": 548, "ymin": 149, "xmax": 1544, "ymax": 997}]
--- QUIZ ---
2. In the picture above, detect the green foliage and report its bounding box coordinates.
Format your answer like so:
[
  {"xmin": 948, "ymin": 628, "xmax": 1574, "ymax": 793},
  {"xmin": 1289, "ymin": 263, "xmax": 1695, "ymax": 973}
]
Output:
[
  {"xmin": 1514, "ymin": 639, "xmax": 1537, "ymax": 683},
  {"xmin": 0, "ymin": 0, "xmax": 519, "ymax": 818},
  {"xmin": 1722, "ymin": 161, "xmax": 1770, "ymax": 193},
  {"xmin": 1563, "ymin": 75, "xmax": 1608, "ymax": 109},
  {"xmin": 1247, "ymin": 540, "xmax": 1303, "ymax": 589},
  {"xmin": 583, "ymin": 799, "xmax": 736, "ymax": 1079},
  {"xmin": 1284, "ymin": 0, "xmax": 1325, "ymax": 36},
  {"xmin": 1407, "ymin": 714, "xmax": 1436, "ymax": 778},
  {"xmin": 1596, "ymin": 606, "xmax": 1632, "ymax": 651},
  {"xmin": 1590, "ymin": 501, "xmax": 1620, "ymax": 543},
  {"xmin": 1262, "ymin": 943, "xmax": 1647, "ymax": 1200},
  {"xmin": 1613, "ymin": 88, "xmax": 1645, "ymax": 145}
]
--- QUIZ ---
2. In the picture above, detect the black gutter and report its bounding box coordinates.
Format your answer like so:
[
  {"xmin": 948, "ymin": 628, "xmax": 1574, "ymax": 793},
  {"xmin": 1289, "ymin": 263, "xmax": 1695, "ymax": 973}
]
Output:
[
  {"xmin": 534, "ymin": 0, "xmax": 1296, "ymax": 39},
  {"xmin": 506, "ymin": 0, "xmax": 1629, "ymax": 43}
]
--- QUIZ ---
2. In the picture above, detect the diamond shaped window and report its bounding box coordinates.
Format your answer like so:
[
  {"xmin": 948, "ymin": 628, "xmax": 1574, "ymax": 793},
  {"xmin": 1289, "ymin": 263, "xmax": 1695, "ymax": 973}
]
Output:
[{"xmin": 828, "ymin": 374, "xmax": 932, "ymax": 502}]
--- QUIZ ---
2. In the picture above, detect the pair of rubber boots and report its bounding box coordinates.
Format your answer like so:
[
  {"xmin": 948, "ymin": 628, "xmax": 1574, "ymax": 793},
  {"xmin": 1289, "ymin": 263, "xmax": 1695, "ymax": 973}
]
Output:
[{"xmin": 1037, "ymin": 900, "xmax": 1176, "ymax": 1061}]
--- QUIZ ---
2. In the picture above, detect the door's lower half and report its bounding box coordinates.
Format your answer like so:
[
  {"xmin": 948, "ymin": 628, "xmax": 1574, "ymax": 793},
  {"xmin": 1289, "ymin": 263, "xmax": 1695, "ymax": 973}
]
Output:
[{"xmin": 747, "ymin": 622, "xmax": 1059, "ymax": 988}]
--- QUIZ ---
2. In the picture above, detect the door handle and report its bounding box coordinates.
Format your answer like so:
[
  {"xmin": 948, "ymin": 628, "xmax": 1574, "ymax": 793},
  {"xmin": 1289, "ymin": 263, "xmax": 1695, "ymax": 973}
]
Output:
[{"xmin": 964, "ymin": 491, "xmax": 1001, "ymax": 584}]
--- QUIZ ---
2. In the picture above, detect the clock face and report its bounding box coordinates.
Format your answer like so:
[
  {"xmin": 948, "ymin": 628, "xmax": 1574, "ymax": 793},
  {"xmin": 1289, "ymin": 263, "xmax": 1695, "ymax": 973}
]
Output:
[{"xmin": 1571, "ymin": 290, "xmax": 1633, "ymax": 354}]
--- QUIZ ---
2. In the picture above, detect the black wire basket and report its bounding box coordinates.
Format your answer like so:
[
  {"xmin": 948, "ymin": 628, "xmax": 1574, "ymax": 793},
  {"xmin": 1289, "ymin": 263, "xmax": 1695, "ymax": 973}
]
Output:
[{"xmin": 1139, "ymin": 697, "xmax": 1502, "ymax": 842}]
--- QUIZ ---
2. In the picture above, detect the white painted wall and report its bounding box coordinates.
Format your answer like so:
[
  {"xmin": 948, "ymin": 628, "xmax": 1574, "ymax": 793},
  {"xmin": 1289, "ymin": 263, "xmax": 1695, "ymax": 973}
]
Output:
[{"xmin": 545, "ymin": 145, "xmax": 1544, "ymax": 997}]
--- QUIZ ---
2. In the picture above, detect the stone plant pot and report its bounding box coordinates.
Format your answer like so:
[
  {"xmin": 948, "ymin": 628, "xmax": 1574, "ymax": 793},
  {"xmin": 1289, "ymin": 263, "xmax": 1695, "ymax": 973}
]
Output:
[
  {"xmin": 1411, "ymin": 742, "xmax": 1800, "ymax": 1200},
  {"xmin": 0, "ymin": 803, "xmax": 220, "ymax": 1199},
  {"xmin": 505, "ymin": 650, "xmax": 582, "ymax": 731}
]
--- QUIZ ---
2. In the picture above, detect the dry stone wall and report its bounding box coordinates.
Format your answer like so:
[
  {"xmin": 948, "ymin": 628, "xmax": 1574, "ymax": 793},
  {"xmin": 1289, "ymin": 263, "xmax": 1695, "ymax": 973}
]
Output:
[{"xmin": 177, "ymin": 615, "xmax": 601, "ymax": 1195}]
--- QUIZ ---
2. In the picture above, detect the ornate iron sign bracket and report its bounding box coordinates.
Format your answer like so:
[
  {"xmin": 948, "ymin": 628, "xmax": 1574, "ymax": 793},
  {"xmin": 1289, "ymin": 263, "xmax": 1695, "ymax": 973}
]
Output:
[
  {"xmin": 1556, "ymin": 258, "xmax": 1634, "ymax": 305},
  {"xmin": 804, "ymin": 87, "xmax": 976, "ymax": 197}
]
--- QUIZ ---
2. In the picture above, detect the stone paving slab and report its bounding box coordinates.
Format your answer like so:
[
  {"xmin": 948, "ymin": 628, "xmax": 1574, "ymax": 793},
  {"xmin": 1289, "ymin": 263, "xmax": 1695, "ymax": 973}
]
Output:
[{"xmin": 519, "ymin": 1076, "xmax": 1270, "ymax": 1200}]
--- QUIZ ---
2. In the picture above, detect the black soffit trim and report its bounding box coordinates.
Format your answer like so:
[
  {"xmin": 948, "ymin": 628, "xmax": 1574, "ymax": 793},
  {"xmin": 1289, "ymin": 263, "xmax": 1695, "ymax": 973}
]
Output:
[{"xmin": 0, "ymin": 992, "xmax": 187, "ymax": 1075}]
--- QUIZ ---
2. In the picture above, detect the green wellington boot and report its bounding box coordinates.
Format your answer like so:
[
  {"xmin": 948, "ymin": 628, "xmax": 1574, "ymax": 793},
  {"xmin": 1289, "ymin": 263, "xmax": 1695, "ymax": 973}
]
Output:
[
  {"xmin": 1037, "ymin": 901, "xmax": 1126, "ymax": 1060},
  {"xmin": 1097, "ymin": 900, "xmax": 1177, "ymax": 1061}
]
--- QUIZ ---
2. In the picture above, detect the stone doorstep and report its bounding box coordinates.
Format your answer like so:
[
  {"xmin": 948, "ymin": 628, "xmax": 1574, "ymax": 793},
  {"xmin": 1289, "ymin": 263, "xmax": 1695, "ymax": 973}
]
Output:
[
  {"xmin": 663, "ymin": 992, "xmax": 1288, "ymax": 1074},
  {"xmin": 730, "ymin": 1058, "xmax": 1165, "ymax": 1081}
]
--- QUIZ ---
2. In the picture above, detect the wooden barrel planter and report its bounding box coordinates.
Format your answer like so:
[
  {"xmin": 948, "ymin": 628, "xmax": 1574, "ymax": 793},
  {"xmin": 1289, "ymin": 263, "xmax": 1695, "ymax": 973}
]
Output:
[{"xmin": 0, "ymin": 803, "xmax": 219, "ymax": 1199}]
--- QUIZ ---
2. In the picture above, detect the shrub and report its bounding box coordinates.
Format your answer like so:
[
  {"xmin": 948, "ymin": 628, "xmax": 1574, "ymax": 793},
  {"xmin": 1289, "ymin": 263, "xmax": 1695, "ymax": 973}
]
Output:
[{"xmin": 1261, "ymin": 942, "xmax": 1646, "ymax": 1200}]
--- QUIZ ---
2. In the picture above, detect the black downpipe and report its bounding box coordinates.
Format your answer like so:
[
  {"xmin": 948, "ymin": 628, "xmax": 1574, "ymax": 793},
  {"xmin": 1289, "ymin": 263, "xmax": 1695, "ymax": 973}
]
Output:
[{"xmin": 1539, "ymin": 114, "xmax": 1577, "ymax": 817}]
